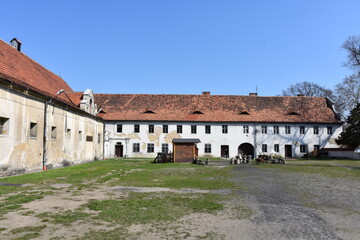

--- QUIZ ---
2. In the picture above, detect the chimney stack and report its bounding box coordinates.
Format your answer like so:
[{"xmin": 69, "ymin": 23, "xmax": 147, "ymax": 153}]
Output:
[
  {"xmin": 249, "ymin": 93, "xmax": 258, "ymax": 96},
  {"xmin": 10, "ymin": 38, "xmax": 22, "ymax": 52},
  {"xmin": 202, "ymin": 91, "xmax": 210, "ymax": 96}
]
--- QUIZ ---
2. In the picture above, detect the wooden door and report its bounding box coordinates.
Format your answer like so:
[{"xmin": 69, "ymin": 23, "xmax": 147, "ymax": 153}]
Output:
[
  {"xmin": 221, "ymin": 145, "xmax": 229, "ymax": 158},
  {"xmin": 285, "ymin": 145, "xmax": 292, "ymax": 158},
  {"xmin": 115, "ymin": 144, "xmax": 123, "ymax": 158}
]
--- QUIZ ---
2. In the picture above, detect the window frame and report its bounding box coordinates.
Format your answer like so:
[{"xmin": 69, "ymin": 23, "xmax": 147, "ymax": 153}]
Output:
[
  {"xmin": 0, "ymin": 117, "xmax": 9, "ymax": 135},
  {"xmin": 163, "ymin": 125, "xmax": 168, "ymax": 133},
  {"xmin": 133, "ymin": 143, "xmax": 140, "ymax": 152},
  {"xmin": 222, "ymin": 125, "xmax": 228, "ymax": 134},
  {"xmin": 327, "ymin": 126, "xmax": 333, "ymax": 135},
  {"xmin": 261, "ymin": 125, "xmax": 267, "ymax": 134},
  {"xmin": 243, "ymin": 125, "xmax": 249, "ymax": 134},
  {"xmin": 30, "ymin": 122, "xmax": 38, "ymax": 138},
  {"xmin": 273, "ymin": 126, "xmax": 279, "ymax": 134},
  {"xmin": 191, "ymin": 125, "xmax": 197, "ymax": 134},
  {"xmin": 147, "ymin": 143, "xmax": 155, "ymax": 153},
  {"xmin": 177, "ymin": 125, "xmax": 182, "ymax": 134},
  {"xmin": 162, "ymin": 143, "xmax": 169, "ymax": 153},
  {"xmin": 313, "ymin": 126, "xmax": 319, "ymax": 134},
  {"xmin": 204, "ymin": 144, "xmax": 211, "ymax": 153},
  {"xmin": 285, "ymin": 126, "xmax": 291, "ymax": 134},
  {"xmin": 51, "ymin": 126, "xmax": 57, "ymax": 140},
  {"xmin": 262, "ymin": 144, "xmax": 267, "ymax": 153},
  {"xmin": 134, "ymin": 124, "xmax": 140, "ymax": 133},
  {"xmin": 274, "ymin": 144, "xmax": 279, "ymax": 153},
  {"xmin": 116, "ymin": 124, "xmax": 122, "ymax": 133},
  {"xmin": 205, "ymin": 125, "xmax": 211, "ymax": 134},
  {"xmin": 300, "ymin": 144, "xmax": 307, "ymax": 153},
  {"xmin": 300, "ymin": 126, "xmax": 305, "ymax": 134},
  {"xmin": 148, "ymin": 124, "xmax": 154, "ymax": 133}
]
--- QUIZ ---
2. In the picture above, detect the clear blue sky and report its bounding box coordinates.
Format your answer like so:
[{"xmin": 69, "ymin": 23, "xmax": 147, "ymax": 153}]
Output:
[{"xmin": 1, "ymin": 0, "xmax": 359, "ymax": 96}]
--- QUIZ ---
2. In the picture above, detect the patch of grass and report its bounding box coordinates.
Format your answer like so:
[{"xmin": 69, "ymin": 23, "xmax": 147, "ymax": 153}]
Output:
[
  {"xmin": 0, "ymin": 193, "xmax": 45, "ymax": 216},
  {"xmin": 14, "ymin": 232, "xmax": 41, "ymax": 240},
  {"xmin": 78, "ymin": 227, "xmax": 129, "ymax": 240},
  {"xmin": 11, "ymin": 225, "xmax": 46, "ymax": 234},
  {"xmin": 36, "ymin": 210, "xmax": 90, "ymax": 225},
  {"xmin": 86, "ymin": 192, "xmax": 223, "ymax": 225},
  {"xmin": 0, "ymin": 227, "xmax": 6, "ymax": 233}
]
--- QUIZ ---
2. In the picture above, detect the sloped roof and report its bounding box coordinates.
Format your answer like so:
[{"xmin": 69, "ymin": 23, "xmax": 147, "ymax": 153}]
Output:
[
  {"xmin": 95, "ymin": 94, "xmax": 341, "ymax": 124},
  {"xmin": 0, "ymin": 39, "xmax": 73, "ymax": 104}
]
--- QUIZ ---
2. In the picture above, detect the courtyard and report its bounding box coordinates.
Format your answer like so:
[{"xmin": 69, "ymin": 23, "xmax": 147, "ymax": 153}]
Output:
[{"xmin": 0, "ymin": 159, "xmax": 359, "ymax": 240}]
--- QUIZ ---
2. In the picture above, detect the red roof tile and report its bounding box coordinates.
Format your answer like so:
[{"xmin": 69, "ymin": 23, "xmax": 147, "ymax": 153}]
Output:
[
  {"xmin": 94, "ymin": 94, "xmax": 341, "ymax": 124},
  {"xmin": 0, "ymin": 39, "xmax": 73, "ymax": 104}
]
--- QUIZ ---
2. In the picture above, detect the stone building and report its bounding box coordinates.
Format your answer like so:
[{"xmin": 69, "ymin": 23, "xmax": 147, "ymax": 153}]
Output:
[
  {"xmin": 95, "ymin": 92, "xmax": 342, "ymax": 159},
  {"xmin": 0, "ymin": 39, "xmax": 103, "ymax": 174}
]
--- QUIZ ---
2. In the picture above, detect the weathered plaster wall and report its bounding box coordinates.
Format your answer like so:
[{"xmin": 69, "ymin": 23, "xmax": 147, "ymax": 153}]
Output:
[
  {"xmin": 104, "ymin": 121, "xmax": 342, "ymax": 159},
  {"xmin": 0, "ymin": 86, "xmax": 103, "ymax": 172}
]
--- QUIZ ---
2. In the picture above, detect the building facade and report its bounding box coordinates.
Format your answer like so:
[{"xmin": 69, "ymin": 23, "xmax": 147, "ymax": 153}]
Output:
[{"xmin": 96, "ymin": 93, "xmax": 342, "ymax": 159}]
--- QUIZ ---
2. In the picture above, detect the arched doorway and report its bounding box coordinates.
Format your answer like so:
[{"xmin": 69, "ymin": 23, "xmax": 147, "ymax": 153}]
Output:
[{"xmin": 238, "ymin": 143, "xmax": 254, "ymax": 158}]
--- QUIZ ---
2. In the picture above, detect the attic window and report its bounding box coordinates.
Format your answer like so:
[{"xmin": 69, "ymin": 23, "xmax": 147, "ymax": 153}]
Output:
[
  {"xmin": 192, "ymin": 111, "xmax": 204, "ymax": 114},
  {"xmin": 144, "ymin": 110, "xmax": 155, "ymax": 114},
  {"xmin": 288, "ymin": 112, "xmax": 299, "ymax": 116},
  {"xmin": 239, "ymin": 111, "xmax": 250, "ymax": 115}
]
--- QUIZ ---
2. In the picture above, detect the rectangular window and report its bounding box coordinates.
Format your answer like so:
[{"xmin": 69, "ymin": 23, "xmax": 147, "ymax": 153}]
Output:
[
  {"xmin": 162, "ymin": 143, "xmax": 169, "ymax": 153},
  {"xmin": 313, "ymin": 126, "xmax": 319, "ymax": 134},
  {"xmin": 98, "ymin": 133, "xmax": 101, "ymax": 144},
  {"xmin": 117, "ymin": 124, "xmax": 122, "ymax": 133},
  {"xmin": 205, "ymin": 125, "xmax": 211, "ymax": 134},
  {"xmin": 177, "ymin": 125, "xmax": 182, "ymax": 134},
  {"xmin": 243, "ymin": 125, "xmax": 249, "ymax": 134},
  {"xmin": 191, "ymin": 125, "xmax": 197, "ymax": 134},
  {"xmin": 261, "ymin": 125, "xmax": 267, "ymax": 134},
  {"xmin": 163, "ymin": 125, "xmax": 168, "ymax": 133},
  {"xmin": 86, "ymin": 136, "xmax": 93, "ymax": 142},
  {"xmin": 274, "ymin": 144, "xmax": 279, "ymax": 153},
  {"xmin": 285, "ymin": 126, "xmax": 291, "ymax": 134},
  {"xmin": 300, "ymin": 126, "xmax": 305, "ymax": 134},
  {"xmin": 134, "ymin": 124, "xmax": 140, "ymax": 133},
  {"xmin": 147, "ymin": 143, "xmax": 154, "ymax": 153},
  {"xmin": 300, "ymin": 144, "xmax": 307, "ymax": 153},
  {"xmin": 30, "ymin": 122, "xmax": 37, "ymax": 138},
  {"xmin": 149, "ymin": 125, "xmax": 154, "ymax": 133},
  {"xmin": 66, "ymin": 129, "xmax": 71, "ymax": 140},
  {"xmin": 262, "ymin": 144, "xmax": 267, "ymax": 153},
  {"xmin": 222, "ymin": 125, "xmax": 228, "ymax": 134},
  {"xmin": 204, "ymin": 144, "xmax": 211, "ymax": 153},
  {"xmin": 79, "ymin": 131, "xmax": 82, "ymax": 141},
  {"xmin": 0, "ymin": 117, "xmax": 9, "ymax": 135},
  {"xmin": 314, "ymin": 145, "xmax": 320, "ymax": 150},
  {"xmin": 327, "ymin": 126, "xmax": 333, "ymax": 134},
  {"xmin": 133, "ymin": 143, "xmax": 140, "ymax": 152},
  {"xmin": 273, "ymin": 126, "xmax": 279, "ymax": 134},
  {"xmin": 51, "ymin": 126, "xmax": 57, "ymax": 140}
]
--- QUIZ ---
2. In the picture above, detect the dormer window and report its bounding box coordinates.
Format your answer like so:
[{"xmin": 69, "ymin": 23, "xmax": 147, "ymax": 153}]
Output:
[
  {"xmin": 192, "ymin": 111, "xmax": 204, "ymax": 114},
  {"xmin": 239, "ymin": 111, "xmax": 250, "ymax": 115},
  {"xmin": 288, "ymin": 112, "xmax": 299, "ymax": 116},
  {"xmin": 144, "ymin": 110, "xmax": 155, "ymax": 114}
]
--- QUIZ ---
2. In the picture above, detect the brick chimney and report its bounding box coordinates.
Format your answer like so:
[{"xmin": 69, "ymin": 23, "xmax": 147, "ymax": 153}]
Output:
[
  {"xmin": 202, "ymin": 91, "xmax": 210, "ymax": 96},
  {"xmin": 10, "ymin": 38, "xmax": 22, "ymax": 52}
]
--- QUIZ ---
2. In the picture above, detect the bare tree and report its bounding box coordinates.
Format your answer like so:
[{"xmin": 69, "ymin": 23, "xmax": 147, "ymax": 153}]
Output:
[
  {"xmin": 342, "ymin": 35, "xmax": 360, "ymax": 70},
  {"xmin": 282, "ymin": 81, "xmax": 335, "ymax": 98},
  {"xmin": 335, "ymin": 73, "xmax": 360, "ymax": 114}
]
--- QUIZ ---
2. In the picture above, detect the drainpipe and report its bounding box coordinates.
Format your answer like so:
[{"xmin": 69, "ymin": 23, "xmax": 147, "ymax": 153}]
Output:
[
  {"xmin": 102, "ymin": 123, "xmax": 105, "ymax": 160},
  {"xmin": 42, "ymin": 99, "xmax": 52, "ymax": 171},
  {"xmin": 253, "ymin": 122, "xmax": 257, "ymax": 158}
]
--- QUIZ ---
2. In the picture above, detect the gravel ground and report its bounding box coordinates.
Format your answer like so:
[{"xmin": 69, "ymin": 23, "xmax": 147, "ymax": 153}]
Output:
[{"xmin": 232, "ymin": 164, "xmax": 360, "ymax": 240}]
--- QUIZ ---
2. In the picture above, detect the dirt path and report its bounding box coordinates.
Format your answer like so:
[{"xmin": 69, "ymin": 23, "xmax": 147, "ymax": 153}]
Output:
[{"xmin": 233, "ymin": 165, "xmax": 343, "ymax": 240}]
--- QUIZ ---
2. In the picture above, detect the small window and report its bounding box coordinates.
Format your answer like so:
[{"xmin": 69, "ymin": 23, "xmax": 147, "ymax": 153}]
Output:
[
  {"xmin": 314, "ymin": 145, "xmax": 320, "ymax": 150},
  {"xmin": 0, "ymin": 117, "xmax": 9, "ymax": 135},
  {"xmin": 261, "ymin": 125, "xmax": 267, "ymax": 134},
  {"xmin": 147, "ymin": 143, "xmax": 154, "ymax": 153},
  {"xmin": 163, "ymin": 125, "xmax": 168, "ymax": 133},
  {"xmin": 30, "ymin": 122, "xmax": 37, "ymax": 138},
  {"xmin": 327, "ymin": 126, "xmax": 333, "ymax": 135},
  {"xmin": 177, "ymin": 125, "xmax": 182, "ymax": 134},
  {"xmin": 162, "ymin": 143, "xmax": 169, "ymax": 153},
  {"xmin": 205, "ymin": 125, "xmax": 211, "ymax": 134},
  {"xmin": 149, "ymin": 125, "xmax": 154, "ymax": 133},
  {"xmin": 274, "ymin": 144, "xmax": 279, "ymax": 153},
  {"xmin": 98, "ymin": 133, "xmax": 101, "ymax": 144},
  {"xmin": 300, "ymin": 126, "xmax": 305, "ymax": 134},
  {"xmin": 273, "ymin": 126, "xmax": 279, "ymax": 134},
  {"xmin": 313, "ymin": 126, "xmax": 319, "ymax": 135},
  {"xmin": 243, "ymin": 125, "xmax": 249, "ymax": 134},
  {"xmin": 285, "ymin": 126, "xmax": 291, "ymax": 134},
  {"xmin": 191, "ymin": 125, "xmax": 197, "ymax": 134},
  {"xmin": 79, "ymin": 131, "xmax": 82, "ymax": 141},
  {"xmin": 66, "ymin": 129, "xmax": 71, "ymax": 140},
  {"xmin": 262, "ymin": 144, "xmax": 267, "ymax": 153},
  {"xmin": 134, "ymin": 124, "xmax": 140, "ymax": 133},
  {"xmin": 133, "ymin": 143, "xmax": 140, "ymax": 152},
  {"xmin": 51, "ymin": 126, "xmax": 57, "ymax": 140},
  {"xmin": 117, "ymin": 124, "xmax": 122, "ymax": 133},
  {"xmin": 300, "ymin": 144, "xmax": 307, "ymax": 153},
  {"xmin": 222, "ymin": 125, "xmax": 228, "ymax": 134},
  {"xmin": 86, "ymin": 136, "xmax": 93, "ymax": 142},
  {"xmin": 204, "ymin": 144, "xmax": 211, "ymax": 153}
]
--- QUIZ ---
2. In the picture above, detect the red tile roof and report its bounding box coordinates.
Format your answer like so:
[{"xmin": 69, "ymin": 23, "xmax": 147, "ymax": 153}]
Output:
[
  {"xmin": 95, "ymin": 94, "xmax": 341, "ymax": 123},
  {"xmin": 0, "ymin": 39, "xmax": 73, "ymax": 104}
]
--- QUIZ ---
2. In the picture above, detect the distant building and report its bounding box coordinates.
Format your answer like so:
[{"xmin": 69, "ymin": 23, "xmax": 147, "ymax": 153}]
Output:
[
  {"xmin": 0, "ymin": 39, "xmax": 103, "ymax": 174},
  {"xmin": 95, "ymin": 92, "xmax": 342, "ymax": 159}
]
